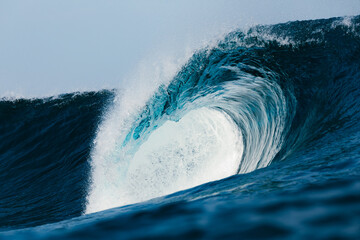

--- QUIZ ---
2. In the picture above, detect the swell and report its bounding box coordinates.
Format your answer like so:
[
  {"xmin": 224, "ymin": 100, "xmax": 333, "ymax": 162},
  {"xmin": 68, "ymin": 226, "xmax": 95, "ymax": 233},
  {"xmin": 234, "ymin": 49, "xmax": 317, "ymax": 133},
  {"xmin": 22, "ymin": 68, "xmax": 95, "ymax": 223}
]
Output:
[{"xmin": 0, "ymin": 90, "xmax": 114, "ymax": 229}]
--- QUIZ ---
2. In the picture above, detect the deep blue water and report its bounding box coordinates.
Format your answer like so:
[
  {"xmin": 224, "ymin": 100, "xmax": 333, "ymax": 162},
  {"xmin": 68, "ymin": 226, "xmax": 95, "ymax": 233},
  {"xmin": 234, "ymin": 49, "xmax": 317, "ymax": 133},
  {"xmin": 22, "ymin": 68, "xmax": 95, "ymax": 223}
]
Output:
[{"xmin": 1, "ymin": 16, "xmax": 360, "ymax": 239}]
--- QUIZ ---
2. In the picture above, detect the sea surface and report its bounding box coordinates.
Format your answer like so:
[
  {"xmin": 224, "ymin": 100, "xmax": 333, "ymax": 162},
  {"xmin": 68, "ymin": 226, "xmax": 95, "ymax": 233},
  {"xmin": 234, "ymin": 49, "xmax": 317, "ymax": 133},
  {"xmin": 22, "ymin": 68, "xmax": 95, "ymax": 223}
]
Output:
[{"xmin": 1, "ymin": 16, "xmax": 360, "ymax": 239}]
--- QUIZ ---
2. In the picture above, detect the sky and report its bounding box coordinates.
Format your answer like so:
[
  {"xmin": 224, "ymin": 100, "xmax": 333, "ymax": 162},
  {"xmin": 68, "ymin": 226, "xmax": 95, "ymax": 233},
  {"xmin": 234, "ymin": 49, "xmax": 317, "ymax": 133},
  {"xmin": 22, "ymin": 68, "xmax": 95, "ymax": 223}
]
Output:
[{"xmin": 1, "ymin": 0, "xmax": 359, "ymax": 97}]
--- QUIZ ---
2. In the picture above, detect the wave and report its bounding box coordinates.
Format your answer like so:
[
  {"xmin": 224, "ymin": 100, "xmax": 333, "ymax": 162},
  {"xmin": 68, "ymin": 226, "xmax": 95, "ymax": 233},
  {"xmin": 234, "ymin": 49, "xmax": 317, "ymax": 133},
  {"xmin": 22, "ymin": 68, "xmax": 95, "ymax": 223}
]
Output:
[
  {"xmin": 0, "ymin": 15, "xmax": 360, "ymax": 239},
  {"xmin": 86, "ymin": 15, "xmax": 360, "ymax": 213}
]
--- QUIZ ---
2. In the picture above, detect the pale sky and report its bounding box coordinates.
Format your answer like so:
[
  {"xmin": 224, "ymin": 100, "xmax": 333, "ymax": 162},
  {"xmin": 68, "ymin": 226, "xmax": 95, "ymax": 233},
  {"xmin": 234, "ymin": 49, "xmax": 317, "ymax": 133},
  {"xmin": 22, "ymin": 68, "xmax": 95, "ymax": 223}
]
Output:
[{"xmin": 1, "ymin": 0, "xmax": 359, "ymax": 97}]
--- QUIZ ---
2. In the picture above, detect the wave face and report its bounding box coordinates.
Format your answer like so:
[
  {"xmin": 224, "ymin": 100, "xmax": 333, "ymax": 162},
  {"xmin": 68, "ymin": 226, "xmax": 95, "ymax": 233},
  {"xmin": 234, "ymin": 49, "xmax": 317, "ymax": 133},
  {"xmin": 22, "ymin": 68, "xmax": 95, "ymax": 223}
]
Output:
[
  {"xmin": 1, "ymin": 16, "xmax": 360, "ymax": 239},
  {"xmin": 0, "ymin": 91, "xmax": 114, "ymax": 229}
]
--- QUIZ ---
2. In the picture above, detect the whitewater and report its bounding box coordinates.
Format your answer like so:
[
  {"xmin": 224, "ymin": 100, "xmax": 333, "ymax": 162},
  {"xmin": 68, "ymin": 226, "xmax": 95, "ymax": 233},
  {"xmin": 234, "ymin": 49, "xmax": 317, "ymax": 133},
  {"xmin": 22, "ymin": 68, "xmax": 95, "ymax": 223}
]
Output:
[{"xmin": 0, "ymin": 16, "xmax": 360, "ymax": 239}]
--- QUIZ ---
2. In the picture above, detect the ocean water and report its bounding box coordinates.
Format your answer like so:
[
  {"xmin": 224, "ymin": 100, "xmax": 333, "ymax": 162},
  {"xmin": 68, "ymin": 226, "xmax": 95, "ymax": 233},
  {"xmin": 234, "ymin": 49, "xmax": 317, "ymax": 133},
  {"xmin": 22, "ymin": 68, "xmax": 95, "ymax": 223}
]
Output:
[{"xmin": 0, "ymin": 16, "xmax": 360, "ymax": 239}]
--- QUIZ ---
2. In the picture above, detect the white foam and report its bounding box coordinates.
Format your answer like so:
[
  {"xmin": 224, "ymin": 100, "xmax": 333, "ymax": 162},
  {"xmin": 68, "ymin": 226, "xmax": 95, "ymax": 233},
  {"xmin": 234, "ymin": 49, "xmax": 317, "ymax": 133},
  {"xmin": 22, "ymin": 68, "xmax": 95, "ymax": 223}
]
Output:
[
  {"xmin": 86, "ymin": 107, "xmax": 243, "ymax": 213},
  {"xmin": 85, "ymin": 47, "xmax": 196, "ymax": 213}
]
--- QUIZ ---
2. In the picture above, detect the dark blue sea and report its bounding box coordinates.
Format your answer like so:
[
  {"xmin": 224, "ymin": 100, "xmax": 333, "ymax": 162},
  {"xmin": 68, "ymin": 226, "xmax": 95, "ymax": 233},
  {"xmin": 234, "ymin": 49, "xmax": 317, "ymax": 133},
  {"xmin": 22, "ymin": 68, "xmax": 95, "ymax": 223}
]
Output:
[{"xmin": 1, "ymin": 16, "xmax": 360, "ymax": 239}]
